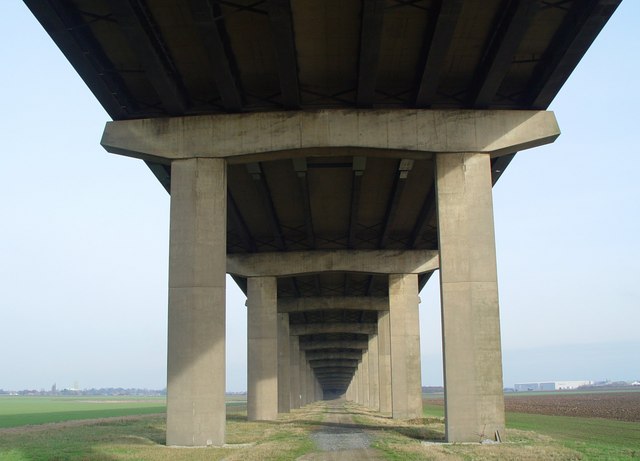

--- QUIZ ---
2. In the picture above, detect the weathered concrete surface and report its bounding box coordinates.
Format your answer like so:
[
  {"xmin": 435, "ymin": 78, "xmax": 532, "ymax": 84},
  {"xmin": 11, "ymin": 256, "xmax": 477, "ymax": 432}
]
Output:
[
  {"xmin": 290, "ymin": 323, "xmax": 376, "ymax": 336},
  {"xmin": 247, "ymin": 277, "xmax": 278, "ymax": 421},
  {"xmin": 290, "ymin": 336, "xmax": 301, "ymax": 409},
  {"xmin": 306, "ymin": 351, "xmax": 363, "ymax": 361},
  {"xmin": 166, "ymin": 158, "xmax": 226, "ymax": 447},
  {"xmin": 361, "ymin": 351, "xmax": 370, "ymax": 408},
  {"xmin": 367, "ymin": 334, "xmax": 380, "ymax": 412},
  {"xmin": 436, "ymin": 152, "xmax": 505, "ymax": 442},
  {"xmin": 278, "ymin": 312, "xmax": 291, "ymax": 414},
  {"xmin": 310, "ymin": 359, "xmax": 359, "ymax": 369},
  {"xmin": 389, "ymin": 274, "xmax": 423, "ymax": 419},
  {"xmin": 300, "ymin": 350, "xmax": 308, "ymax": 405},
  {"xmin": 377, "ymin": 311, "xmax": 392, "ymax": 415},
  {"xmin": 227, "ymin": 250, "xmax": 439, "ymax": 277},
  {"xmin": 299, "ymin": 340, "xmax": 368, "ymax": 351},
  {"xmin": 278, "ymin": 297, "xmax": 388, "ymax": 313},
  {"xmin": 102, "ymin": 109, "xmax": 560, "ymax": 163}
]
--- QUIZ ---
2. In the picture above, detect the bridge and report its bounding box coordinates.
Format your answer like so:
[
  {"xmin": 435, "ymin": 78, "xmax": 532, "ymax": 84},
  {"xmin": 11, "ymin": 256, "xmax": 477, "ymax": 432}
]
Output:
[{"xmin": 25, "ymin": 0, "xmax": 620, "ymax": 447}]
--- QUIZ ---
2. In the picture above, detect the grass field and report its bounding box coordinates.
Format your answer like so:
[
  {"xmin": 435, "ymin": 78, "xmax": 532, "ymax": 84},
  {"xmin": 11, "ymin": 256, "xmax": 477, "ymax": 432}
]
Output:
[
  {"xmin": 0, "ymin": 396, "xmax": 166, "ymax": 428},
  {"xmin": 1, "ymin": 394, "xmax": 639, "ymax": 460},
  {"xmin": 0, "ymin": 398, "xmax": 317, "ymax": 461},
  {"xmin": 423, "ymin": 401, "xmax": 640, "ymax": 460}
]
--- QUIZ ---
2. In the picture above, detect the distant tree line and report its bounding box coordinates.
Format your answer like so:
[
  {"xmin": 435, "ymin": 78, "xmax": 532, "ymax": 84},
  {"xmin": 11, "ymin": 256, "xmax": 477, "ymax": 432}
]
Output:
[{"xmin": 0, "ymin": 387, "xmax": 166, "ymax": 396}]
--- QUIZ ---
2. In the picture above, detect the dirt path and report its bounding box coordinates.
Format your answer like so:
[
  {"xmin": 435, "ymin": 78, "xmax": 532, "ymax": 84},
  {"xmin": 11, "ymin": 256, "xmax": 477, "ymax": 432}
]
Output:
[{"xmin": 298, "ymin": 400, "xmax": 384, "ymax": 461}]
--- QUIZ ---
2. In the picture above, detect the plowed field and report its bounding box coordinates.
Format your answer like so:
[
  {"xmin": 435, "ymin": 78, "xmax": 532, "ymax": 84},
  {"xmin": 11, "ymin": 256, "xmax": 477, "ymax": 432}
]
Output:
[
  {"xmin": 427, "ymin": 390, "xmax": 640, "ymax": 422},
  {"xmin": 504, "ymin": 391, "xmax": 640, "ymax": 422}
]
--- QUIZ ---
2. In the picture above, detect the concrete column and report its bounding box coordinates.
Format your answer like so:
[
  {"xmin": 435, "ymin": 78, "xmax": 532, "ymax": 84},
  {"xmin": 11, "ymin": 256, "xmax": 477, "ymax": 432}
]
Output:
[
  {"xmin": 290, "ymin": 336, "xmax": 300, "ymax": 409},
  {"xmin": 278, "ymin": 313, "xmax": 291, "ymax": 414},
  {"xmin": 166, "ymin": 158, "xmax": 226, "ymax": 447},
  {"xmin": 299, "ymin": 351, "xmax": 307, "ymax": 406},
  {"xmin": 368, "ymin": 334, "xmax": 380, "ymax": 411},
  {"xmin": 247, "ymin": 277, "xmax": 278, "ymax": 421},
  {"xmin": 358, "ymin": 362, "xmax": 365, "ymax": 405},
  {"xmin": 377, "ymin": 311, "xmax": 392, "ymax": 415},
  {"xmin": 306, "ymin": 363, "xmax": 314, "ymax": 404},
  {"xmin": 436, "ymin": 153, "xmax": 505, "ymax": 442},
  {"xmin": 361, "ymin": 350, "xmax": 370, "ymax": 408},
  {"xmin": 389, "ymin": 273, "xmax": 423, "ymax": 419}
]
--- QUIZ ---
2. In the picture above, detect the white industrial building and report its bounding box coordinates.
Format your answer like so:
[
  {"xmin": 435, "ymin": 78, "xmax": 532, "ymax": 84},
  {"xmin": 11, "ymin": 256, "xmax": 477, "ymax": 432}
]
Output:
[{"xmin": 514, "ymin": 380, "xmax": 593, "ymax": 391}]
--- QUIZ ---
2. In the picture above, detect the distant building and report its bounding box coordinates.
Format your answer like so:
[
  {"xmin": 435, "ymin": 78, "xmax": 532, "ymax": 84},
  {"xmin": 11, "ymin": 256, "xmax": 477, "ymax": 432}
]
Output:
[
  {"xmin": 514, "ymin": 383, "xmax": 540, "ymax": 392},
  {"xmin": 514, "ymin": 380, "xmax": 593, "ymax": 391}
]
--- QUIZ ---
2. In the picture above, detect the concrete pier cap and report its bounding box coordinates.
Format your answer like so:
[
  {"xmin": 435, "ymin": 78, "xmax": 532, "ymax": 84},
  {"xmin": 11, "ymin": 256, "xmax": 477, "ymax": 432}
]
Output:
[{"xmin": 101, "ymin": 109, "xmax": 560, "ymax": 163}]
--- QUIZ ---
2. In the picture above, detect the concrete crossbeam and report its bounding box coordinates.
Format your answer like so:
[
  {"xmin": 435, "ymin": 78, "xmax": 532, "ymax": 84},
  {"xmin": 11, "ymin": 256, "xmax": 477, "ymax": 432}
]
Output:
[
  {"xmin": 314, "ymin": 371, "xmax": 354, "ymax": 378},
  {"xmin": 102, "ymin": 109, "xmax": 560, "ymax": 163},
  {"xmin": 311, "ymin": 366, "xmax": 358, "ymax": 374},
  {"xmin": 298, "ymin": 340, "xmax": 368, "ymax": 351},
  {"xmin": 278, "ymin": 296, "xmax": 388, "ymax": 313},
  {"xmin": 227, "ymin": 250, "xmax": 438, "ymax": 277},
  {"xmin": 304, "ymin": 351, "xmax": 362, "ymax": 361},
  {"xmin": 309, "ymin": 359, "xmax": 359, "ymax": 368},
  {"xmin": 290, "ymin": 322, "xmax": 376, "ymax": 336}
]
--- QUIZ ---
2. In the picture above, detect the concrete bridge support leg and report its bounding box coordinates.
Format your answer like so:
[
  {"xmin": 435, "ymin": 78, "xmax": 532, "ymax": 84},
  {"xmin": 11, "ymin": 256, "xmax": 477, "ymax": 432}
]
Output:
[
  {"xmin": 436, "ymin": 153, "xmax": 505, "ymax": 442},
  {"xmin": 362, "ymin": 350, "xmax": 370, "ymax": 408},
  {"xmin": 377, "ymin": 311, "xmax": 392, "ymax": 415},
  {"xmin": 290, "ymin": 336, "xmax": 300, "ymax": 409},
  {"xmin": 247, "ymin": 277, "xmax": 278, "ymax": 421},
  {"xmin": 166, "ymin": 158, "xmax": 226, "ymax": 447},
  {"xmin": 299, "ymin": 351, "xmax": 307, "ymax": 405},
  {"xmin": 307, "ymin": 363, "xmax": 314, "ymax": 404},
  {"xmin": 368, "ymin": 334, "xmax": 380, "ymax": 411},
  {"xmin": 389, "ymin": 274, "xmax": 423, "ymax": 419},
  {"xmin": 278, "ymin": 313, "xmax": 291, "ymax": 414}
]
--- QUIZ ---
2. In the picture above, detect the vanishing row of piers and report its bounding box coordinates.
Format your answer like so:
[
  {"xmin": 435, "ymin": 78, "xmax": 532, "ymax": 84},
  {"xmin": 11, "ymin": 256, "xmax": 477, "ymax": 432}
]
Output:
[{"xmin": 101, "ymin": 109, "xmax": 560, "ymax": 447}]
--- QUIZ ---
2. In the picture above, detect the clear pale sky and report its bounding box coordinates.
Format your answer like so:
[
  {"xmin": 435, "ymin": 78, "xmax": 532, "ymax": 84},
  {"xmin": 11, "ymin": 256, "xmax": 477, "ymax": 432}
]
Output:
[{"xmin": 1, "ymin": 2, "xmax": 638, "ymax": 392}]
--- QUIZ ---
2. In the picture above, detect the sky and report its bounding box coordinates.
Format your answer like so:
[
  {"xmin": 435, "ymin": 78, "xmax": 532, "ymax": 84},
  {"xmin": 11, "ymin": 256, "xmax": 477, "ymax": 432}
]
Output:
[{"xmin": 1, "ymin": 2, "xmax": 638, "ymax": 392}]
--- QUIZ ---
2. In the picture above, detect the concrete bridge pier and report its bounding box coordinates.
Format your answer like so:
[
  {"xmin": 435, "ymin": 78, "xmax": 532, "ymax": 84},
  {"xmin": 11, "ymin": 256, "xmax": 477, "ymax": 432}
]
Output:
[
  {"xmin": 436, "ymin": 152, "xmax": 505, "ymax": 442},
  {"xmin": 100, "ymin": 108, "xmax": 560, "ymax": 445},
  {"xmin": 278, "ymin": 312, "xmax": 291, "ymax": 414},
  {"xmin": 166, "ymin": 158, "xmax": 227, "ymax": 447},
  {"xmin": 290, "ymin": 335, "xmax": 301, "ymax": 409},
  {"xmin": 389, "ymin": 274, "xmax": 423, "ymax": 419},
  {"xmin": 247, "ymin": 277, "xmax": 278, "ymax": 421},
  {"xmin": 368, "ymin": 334, "xmax": 380, "ymax": 411},
  {"xmin": 377, "ymin": 310, "xmax": 393, "ymax": 415}
]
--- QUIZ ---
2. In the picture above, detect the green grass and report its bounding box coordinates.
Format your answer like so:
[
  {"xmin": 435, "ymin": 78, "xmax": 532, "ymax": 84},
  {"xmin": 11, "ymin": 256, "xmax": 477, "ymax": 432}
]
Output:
[
  {"xmin": 423, "ymin": 400, "xmax": 640, "ymax": 460},
  {"xmin": 507, "ymin": 412, "xmax": 640, "ymax": 460},
  {"xmin": 0, "ymin": 396, "xmax": 166, "ymax": 428},
  {"xmin": 0, "ymin": 400, "xmax": 318, "ymax": 461}
]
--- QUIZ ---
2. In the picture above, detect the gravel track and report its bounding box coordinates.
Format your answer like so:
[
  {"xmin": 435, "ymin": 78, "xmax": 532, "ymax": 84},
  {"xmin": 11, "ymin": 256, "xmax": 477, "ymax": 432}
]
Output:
[{"xmin": 298, "ymin": 400, "xmax": 383, "ymax": 461}]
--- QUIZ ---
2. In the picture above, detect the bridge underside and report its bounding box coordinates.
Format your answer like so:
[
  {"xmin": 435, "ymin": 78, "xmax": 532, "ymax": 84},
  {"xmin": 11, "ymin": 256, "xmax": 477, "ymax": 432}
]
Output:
[{"xmin": 25, "ymin": 0, "xmax": 620, "ymax": 448}]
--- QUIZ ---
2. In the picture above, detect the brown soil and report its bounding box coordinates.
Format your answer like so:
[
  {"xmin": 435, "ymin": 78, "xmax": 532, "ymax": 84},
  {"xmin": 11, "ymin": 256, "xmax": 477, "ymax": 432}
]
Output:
[{"xmin": 429, "ymin": 390, "xmax": 640, "ymax": 422}]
